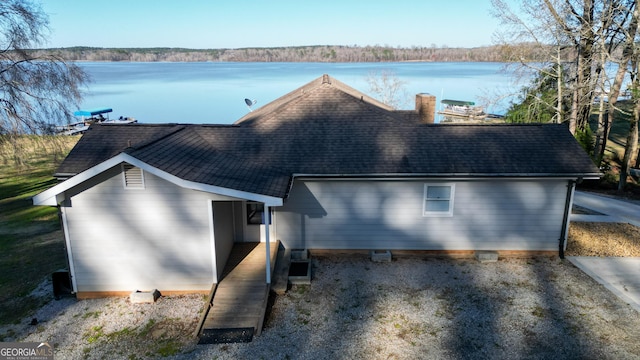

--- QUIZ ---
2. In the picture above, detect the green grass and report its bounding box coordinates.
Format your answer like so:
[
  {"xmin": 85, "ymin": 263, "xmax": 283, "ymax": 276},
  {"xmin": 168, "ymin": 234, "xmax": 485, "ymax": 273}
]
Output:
[
  {"xmin": 0, "ymin": 136, "xmax": 78, "ymax": 325},
  {"xmin": 85, "ymin": 325, "xmax": 104, "ymax": 344},
  {"xmin": 155, "ymin": 340, "xmax": 182, "ymax": 357}
]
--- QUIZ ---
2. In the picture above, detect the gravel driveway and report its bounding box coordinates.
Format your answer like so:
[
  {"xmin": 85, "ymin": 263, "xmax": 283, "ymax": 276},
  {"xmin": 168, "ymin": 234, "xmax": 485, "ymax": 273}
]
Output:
[{"xmin": 3, "ymin": 255, "xmax": 640, "ymax": 359}]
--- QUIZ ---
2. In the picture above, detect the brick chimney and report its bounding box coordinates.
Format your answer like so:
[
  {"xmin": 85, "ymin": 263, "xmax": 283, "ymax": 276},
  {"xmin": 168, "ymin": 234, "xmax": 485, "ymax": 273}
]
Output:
[{"xmin": 415, "ymin": 93, "xmax": 436, "ymax": 124}]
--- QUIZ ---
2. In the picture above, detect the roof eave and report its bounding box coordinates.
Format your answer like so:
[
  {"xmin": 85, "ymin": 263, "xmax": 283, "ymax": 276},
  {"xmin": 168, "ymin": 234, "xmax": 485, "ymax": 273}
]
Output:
[
  {"xmin": 33, "ymin": 153, "xmax": 284, "ymax": 207},
  {"xmin": 292, "ymin": 173, "xmax": 602, "ymax": 180}
]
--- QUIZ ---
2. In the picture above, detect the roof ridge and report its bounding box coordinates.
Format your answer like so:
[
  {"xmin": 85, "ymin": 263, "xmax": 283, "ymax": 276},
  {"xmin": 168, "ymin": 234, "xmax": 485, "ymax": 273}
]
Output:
[
  {"xmin": 322, "ymin": 75, "xmax": 394, "ymax": 111},
  {"xmin": 233, "ymin": 74, "xmax": 399, "ymax": 126},
  {"xmin": 125, "ymin": 125, "xmax": 187, "ymax": 151},
  {"xmin": 234, "ymin": 75, "xmax": 325, "ymax": 125}
]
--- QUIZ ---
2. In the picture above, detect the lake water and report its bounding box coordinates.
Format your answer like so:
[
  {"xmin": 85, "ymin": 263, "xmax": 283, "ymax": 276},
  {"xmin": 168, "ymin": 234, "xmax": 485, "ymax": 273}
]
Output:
[{"xmin": 77, "ymin": 62, "xmax": 520, "ymax": 124}]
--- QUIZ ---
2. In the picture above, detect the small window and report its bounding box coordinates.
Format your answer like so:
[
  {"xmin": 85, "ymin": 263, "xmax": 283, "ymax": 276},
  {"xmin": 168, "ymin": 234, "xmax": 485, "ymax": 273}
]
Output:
[
  {"xmin": 246, "ymin": 203, "xmax": 264, "ymax": 224},
  {"xmin": 246, "ymin": 202, "xmax": 272, "ymax": 225},
  {"xmin": 122, "ymin": 163, "xmax": 145, "ymax": 189},
  {"xmin": 423, "ymin": 184, "xmax": 454, "ymax": 217}
]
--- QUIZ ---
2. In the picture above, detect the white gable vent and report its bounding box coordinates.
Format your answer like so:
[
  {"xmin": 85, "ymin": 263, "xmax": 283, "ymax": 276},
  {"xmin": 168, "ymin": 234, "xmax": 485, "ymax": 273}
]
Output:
[{"xmin": 122, "ymin": 163, "xmax": 145, "ymax": 189}]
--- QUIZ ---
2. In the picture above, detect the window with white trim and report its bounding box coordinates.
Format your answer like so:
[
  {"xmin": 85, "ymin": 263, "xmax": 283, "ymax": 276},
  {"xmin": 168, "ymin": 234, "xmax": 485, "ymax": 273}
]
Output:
[
  {"xmin": 423, "ymin": 184, "xmax": 455, "ymax": 216},
  {"xmin": 122, "ymin": 163, "xmax": 145, "ymax": 189}
]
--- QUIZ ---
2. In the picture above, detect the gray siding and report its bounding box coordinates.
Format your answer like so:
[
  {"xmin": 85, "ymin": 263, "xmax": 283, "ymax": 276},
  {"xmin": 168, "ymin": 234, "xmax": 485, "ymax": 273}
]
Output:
[
  {"xmin": 275, "ymin": 179, "xmax": 568, "ymax": 251},
  {"xmin": 64, "ymin": 165, "xmax": 236, "ymax": 292}
]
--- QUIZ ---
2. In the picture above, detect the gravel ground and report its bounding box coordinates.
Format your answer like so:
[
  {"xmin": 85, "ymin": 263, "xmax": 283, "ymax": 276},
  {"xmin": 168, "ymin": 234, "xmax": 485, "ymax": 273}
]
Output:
[
  {"xmin": 3, "ymin": 252, "xmax": 640, "ymax": 359},
  {"xmin": 567, "ymin": 222, "xmax": 640, "ymax": 256}
]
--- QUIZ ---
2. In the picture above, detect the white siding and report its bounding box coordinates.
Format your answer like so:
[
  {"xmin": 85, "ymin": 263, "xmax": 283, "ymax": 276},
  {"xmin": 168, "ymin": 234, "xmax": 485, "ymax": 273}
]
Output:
[
  {"xmin": 275, "ymin": 179, "xmax": 568, "ymax": 251},
  {"xmin": 63, "ymin": 165, "xmax": 236, "ymax": 293}
]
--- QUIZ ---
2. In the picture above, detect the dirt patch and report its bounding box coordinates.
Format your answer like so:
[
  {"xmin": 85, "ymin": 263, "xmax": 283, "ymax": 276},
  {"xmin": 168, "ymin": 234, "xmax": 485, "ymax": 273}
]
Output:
[{"xmin": 567, "ymin": 222, "xmax": 640, "ymax": 257}]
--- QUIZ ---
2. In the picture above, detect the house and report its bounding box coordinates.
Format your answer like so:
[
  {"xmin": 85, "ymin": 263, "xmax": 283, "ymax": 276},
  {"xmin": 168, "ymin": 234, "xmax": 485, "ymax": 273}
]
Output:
[{"xmin": 33, "ymin": 74, "xmax": 601, "ymax": 298}]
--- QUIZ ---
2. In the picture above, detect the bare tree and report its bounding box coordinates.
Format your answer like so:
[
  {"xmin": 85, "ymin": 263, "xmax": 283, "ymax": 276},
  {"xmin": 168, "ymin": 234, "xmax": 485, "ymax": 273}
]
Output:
[
  {"xmin": 492, "ymin": 0, "xmax": 630, "ymax": 135},
  {"xmin": 534, "ymin": 0, "xmax": 599, "ymax": 134},
  {"xmin": 492, "ymin": 0, "xmax": 574, "ymax": 128},
  {"xmin": 595, "ymin": 1, "xmax": 636, "ymax": 163},
  {"xmin": 365, "ymin": 70, "xmax": 409, "ymax": 109},
  {"xmin": 493, "ymin": 0, "xmax": 640, "ymax": 192},
  {"xmin": 618, "ymin": 0, "xmax": 640, "ymax": 191},
  {"xmin": 0, "ymin": 0, "xmax": 87, "ymax": 136}
]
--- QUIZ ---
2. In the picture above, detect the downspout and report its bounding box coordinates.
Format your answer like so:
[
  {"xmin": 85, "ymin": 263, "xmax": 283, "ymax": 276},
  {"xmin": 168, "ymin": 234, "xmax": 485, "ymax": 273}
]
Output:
[
  {"xmin": 559, "ymin": 180, "xmax": 577, "ymax": 259},
  {"xmin": 59, "ymin": 202, "xmax": 78, "ymax": 293}
]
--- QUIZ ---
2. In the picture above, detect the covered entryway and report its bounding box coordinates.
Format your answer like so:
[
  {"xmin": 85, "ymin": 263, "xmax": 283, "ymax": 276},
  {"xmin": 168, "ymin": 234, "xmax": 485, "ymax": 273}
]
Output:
[
  {"xmin": 198, "ymin": 199, "xmax": 279, "ymax": 343},
  {"xmin": 209, "ymin": 200, "xmax": 277, "ymax": 282}
]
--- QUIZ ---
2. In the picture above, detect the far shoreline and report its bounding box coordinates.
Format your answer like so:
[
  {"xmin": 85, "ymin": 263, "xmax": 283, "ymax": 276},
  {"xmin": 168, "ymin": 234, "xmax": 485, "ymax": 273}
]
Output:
[{"xmin": 31, "ymin": 44, "xmax": 526, "ymax": 63}]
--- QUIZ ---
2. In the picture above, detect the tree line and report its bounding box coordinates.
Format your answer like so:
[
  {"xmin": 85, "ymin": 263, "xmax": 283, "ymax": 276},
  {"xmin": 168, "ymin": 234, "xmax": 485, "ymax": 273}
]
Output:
[{"xmin": 36, "ymin": 45, "xmax": 527, "ymax": 63}]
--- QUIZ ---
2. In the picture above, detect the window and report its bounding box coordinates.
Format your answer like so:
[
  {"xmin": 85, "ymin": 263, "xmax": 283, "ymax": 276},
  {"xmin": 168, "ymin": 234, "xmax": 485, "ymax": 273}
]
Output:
[
  {"xmin": 246, "ymin": 202, "xmax": 269, "ymax": 224},
  {"xmin": 423, "ymin": 184, "xmax": 454, "ymax": 216},
  {"xmin": 122, "ymin": 163, "xmax": 145, "ymax": 189}
]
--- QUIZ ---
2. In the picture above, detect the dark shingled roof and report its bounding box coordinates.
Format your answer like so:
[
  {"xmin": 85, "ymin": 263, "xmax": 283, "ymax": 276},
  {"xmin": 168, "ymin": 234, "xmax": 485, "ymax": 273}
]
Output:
[
  {"xmin": 126, "ymin": 126, "xmax": 291, "ymax": 198},
  {"xmin": 55, "ymin": 75, "xmax": 601, "ymax": 199},
  {"xmin": 55, "ymin": 124, "xmax": 184, "ymax": 176}
]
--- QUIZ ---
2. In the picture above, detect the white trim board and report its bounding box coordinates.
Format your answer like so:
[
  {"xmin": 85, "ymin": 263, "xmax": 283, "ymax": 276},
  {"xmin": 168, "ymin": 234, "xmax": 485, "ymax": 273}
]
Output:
[{"xmin": 32, "ymin": 153, "xmax": 283, "ymax": 207}]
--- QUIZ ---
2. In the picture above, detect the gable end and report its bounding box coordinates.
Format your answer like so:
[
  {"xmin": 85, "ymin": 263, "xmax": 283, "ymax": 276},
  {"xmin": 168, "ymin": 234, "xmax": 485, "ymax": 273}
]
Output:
[{"xmin": 122, "ymin": 163, "xmax": 145, "ymax": 189}]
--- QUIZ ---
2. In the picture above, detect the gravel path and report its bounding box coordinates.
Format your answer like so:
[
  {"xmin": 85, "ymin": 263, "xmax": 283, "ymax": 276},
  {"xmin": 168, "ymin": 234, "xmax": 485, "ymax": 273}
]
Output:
[{"xmin": 3, "ymin": 255, "xmax": 640, "ymax": 359}]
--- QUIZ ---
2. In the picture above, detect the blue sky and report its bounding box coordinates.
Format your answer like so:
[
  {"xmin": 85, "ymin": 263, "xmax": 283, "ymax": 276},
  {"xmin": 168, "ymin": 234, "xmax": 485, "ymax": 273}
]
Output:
[{"xmin": 42, "ymin": 1, "xmax": 503, "ymax": 49}]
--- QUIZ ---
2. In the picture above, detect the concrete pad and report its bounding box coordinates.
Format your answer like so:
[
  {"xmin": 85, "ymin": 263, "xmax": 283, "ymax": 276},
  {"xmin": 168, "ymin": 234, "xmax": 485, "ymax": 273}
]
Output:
[
  {"xmin": 475, "ymin": 251, "xmax": 498, "ymax": 263},
  {"xmin": 130, "ymin": 289, "xmax": 160, "ymax": 304},
  {"xmin": 370, "ymin": 250, "xmax": 392, "ymax": 262},
  {"xmin": 568, "ymin": 257, "xmax": 640, "ymax": 312},
  {"xmin": 291, "ymin": 249, "xmax": 308, "ymax": 260},
  {"xmin": 573, "ymin": 192, "xmax": 640, "ymax": 227},
  {"xmin": 570, "ymin": 214, "xmax": 625, "ymax": 223}
]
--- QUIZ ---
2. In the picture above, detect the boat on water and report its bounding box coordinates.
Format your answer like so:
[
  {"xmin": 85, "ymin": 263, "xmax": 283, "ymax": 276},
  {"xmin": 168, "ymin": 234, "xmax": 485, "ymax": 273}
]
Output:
[
  {"xmin": 56, "ymin": 107, "xmax": 136, "ymax": 135},
  {"xmin": 436, "ymin": 99, "xmax": 505, "ymax": 123},
  {"xmin": 438, "ymin": 99, "xmax": 486, "ymax": 122}
]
